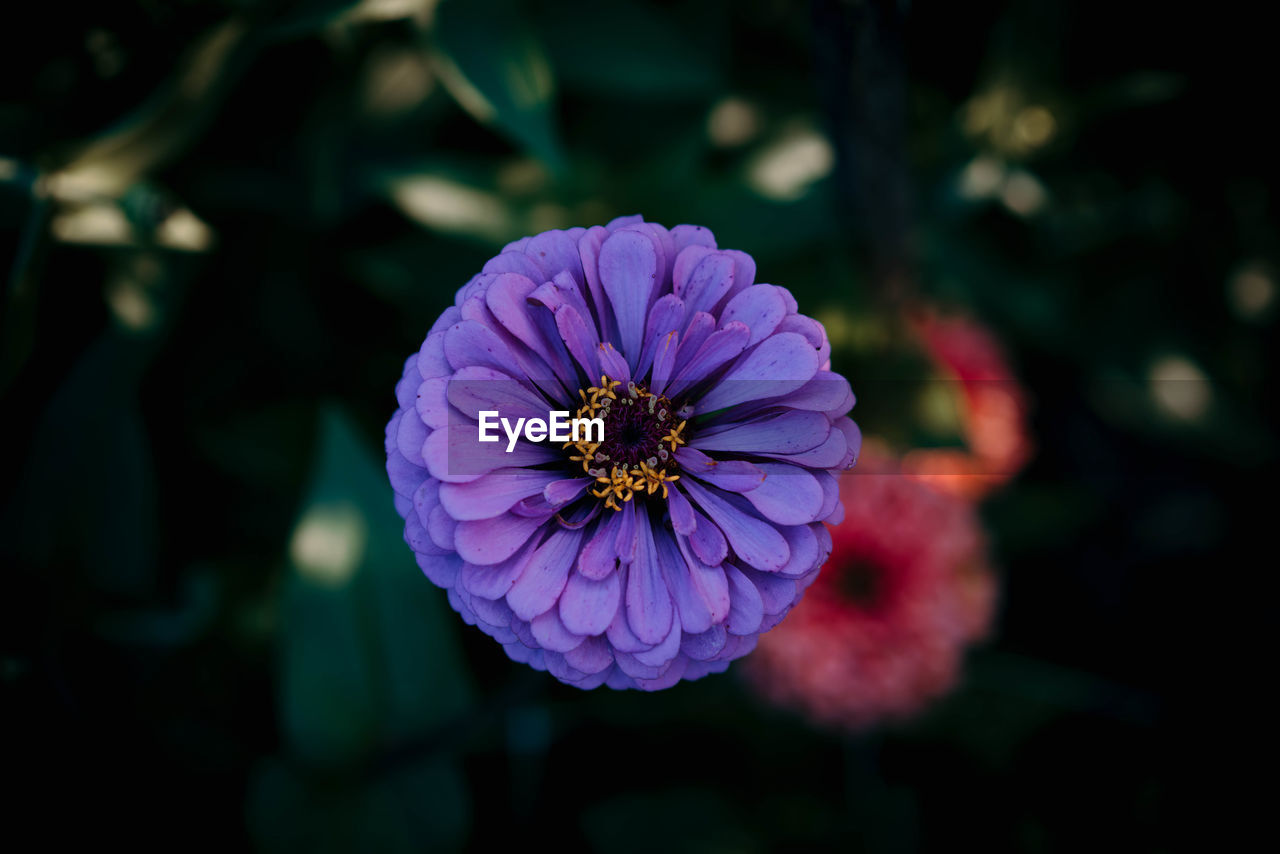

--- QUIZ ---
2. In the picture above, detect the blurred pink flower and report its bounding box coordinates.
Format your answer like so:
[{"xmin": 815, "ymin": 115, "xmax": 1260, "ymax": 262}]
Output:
[
  {"xmin": 745, "ymin": 452, "xmax": 997, "ymax": 731},
  {"xmin": 902, "ymin": 305, "xmax": 1033, "ymax": 500}
]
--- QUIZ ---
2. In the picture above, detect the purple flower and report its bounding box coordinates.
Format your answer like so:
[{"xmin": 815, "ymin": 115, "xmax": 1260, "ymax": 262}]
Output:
[{"xmin": 386, "ymin": 215, "xmax": 859, "ymax": 690}]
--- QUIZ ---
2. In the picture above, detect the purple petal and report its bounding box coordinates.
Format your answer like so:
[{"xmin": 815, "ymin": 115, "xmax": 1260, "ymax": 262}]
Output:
[
  {"xmin": 605, "ymin": 571, "xmax": 650, "ymax": 653},
  {"xmin": 625, "ymin": 511, "xmax": 674, "ymax": 644},
  {"xmin": 666, "ymin": 321, "xmax": 750, "ymax": 397},
  {"xmin": 606, "ymin": 213, "xmax": 646, "ymax": 230},
  {"xmin": 633, "ymin": 654, "xmax": 688, "ymax": 691},
  {"xmin": 773, "ymin": 286, "xmax": 799, "ymax": 313},
  {"xmin": 418, "ymin": 332, "xmax": 451, "ymax": 380},
  {"xmin": 676, "ymin": 535, "xmax": 731, "ymax": 624},
  {"xmin": 680, "ymin": 625, "xmax": 727, "ymax": 661},
  {"xmin": 676, "ymin": 447, "xmax": 766, "ymax": 493},
  {"xmin": 666, "ymin": 485, "xmax": 696, "ymax": 535},
  {"xmin": 655, "ymin": 532, "xmax": 713, "ymax": 634},
  {"xmin": 815, "ymin": 471, "xmax": 840, "ymax": 521},
  {"xmin": 577, "ymin": 226, "xmax": 615, "ymax": 338},
  {"xmin": 524, "ymin": 229, "xmax": 585, "ymax": 285},
  {"xmin": 530, "ymin": 608, "xmax": 584, "ymax": 653},
  {"xmin": 692, "ymin": 410, "xmax": 829, "ymax": 456},
  {"xmin": 672, "ymin": 245, "xmax": 715, "ymax": 300},
  {"xmin": 404, "ymin": 507, "xmax": 447, "ymax": 556},
  {"xmin": 415, "ymin": 376, "xmax": 449, "ymax": 430},
  {"xmin": 636, "ymin": 293, "xmax": 685, "ymax": 379},
  {"xmin": 396, "ymin": 408, "xmax": 429, "ymax": 466},
  {"xmin": 724, "ymin": 566, "xmax": 763, "ymax": 635},
  {"xmin": 505, "ymin": 526, "xmax": 583, "ymax": 619},
  {"xmin": 482, "ymin": 250, "xmax": 543, "ymax": 281},
  {"xmin": 649, "ymin": 330, "xmax": 679, "ymax": 395},
  {"xmin": 835, "ymin": 416, "xmax": 861, "ymax": 468},
  {"xmin": 469, "ymin": 584, "xmax": 518, "ymax": 630},
  {"xmin": 670, "ymin": 224, "xmax": 717, "ymax": 254},
  {"xmin": 774, "ymin": 523, "xmax": 826, "ymax": 579},
  {"xmin": 387, "ymin": 444, "xmax": 428, "ymax": 499},
  {"xmin": 541, "ymin": 650, "xmax": 586, "ymax": 683},
  {"xmin": 485, "ymin": 274, "xmax": 576, "ymax": 388},
  {"xmin": 756, "ymin": 422, "xmax": 847, "ymax": 468},
  {"xmin": 739, "ymin": 463, "xmax": 826, "ymax": 526},
  {"xmin": 719, "ymin": 285, "xmax": 787, "ymax": 347},
  {"xmin": 545, "ymin": 478, "xmax": 590, "ymax": 509},
  {"xmin": 694, "ymin": 333, "xmax": 821, "ymax": 413},
  {"xmin": 482, "ymin": 273, "xmax": 543, "ymax": 351},
  {"xmin": 422, "ymin": 418, "xmax": 557, "ymax": 483},
  {"xmin": 412, "ymin": 477, "xmax": 438, "ymax": 525},
  {"xmin": 681, "ymin": 479, "xmax": 790, "ymax": 571},
  {"xmin": 443, "ymin": 319, "xmax": 519, "ymax": 374},
  {"xmin": 426, "ymin": 503, "xmax": 457, "ymax": 551},
  {"xmin": 712, "ymin": 372, "xmax": 852, "ymax": 422},
  {"xmin": 416, "ymin": 551, "xmax": 462, "ymax": 588},
  {"xmin": 615, "ymin": 222, "xmax": 672, "ymax": 296},
  {"xmin": 447, "ymin": 365, "xmax": 551, "ymax": 424},
  {"xmin": 396, "ymin": 359, "xmax": 423, "ymax": 412},
  {"xmin": 438, "ymin": 468, "xmax": 561, "ymax": 521},
  {"xmin": 777, "ymin": 312, "xmax": 824, "ymax": 348},
  {"xmin": 598, "ymin": 230, "xmax": 658, "ymax": 369},
  {"xmin": 687, "ymin": 507, "xmax": 728, "ymax": 566},
  {"xmin": 563, "ymin": 634, "xmax": 614, "ymax": 674},
  {"xmin": 394, "ymin": 493, "xmax": 412, "ymax": 520},
  {"xmin": 460, "ymin": 541, "xmax": 532, "ymax": 599},
  {"xmin": 559, "ymin": 569, "xmax": 622, "ymax": 636},
  {"xmin": 531, "ymin": 271, "xmax": 593, "ymax": 321},
  {"xmin": 616, "ymin": 494, "xmax": 638, "ymax": 565},
  {"xmin": 675, "ymin": 311, "xmax": 716, "ymax": 364},
  {"xmin": 554, "ymin": 304, "xmax": 601, "ymax": 380},
  {"xmin": 677, "ymin": 253, "xmax": 735, "ymax": 320},
  {"xmin": 630, "ymin": 614, "xmax": 681, "ymax": 667},
  {"xmin": 614, "ymin": 650, "xmax": 666, "ymax": 681},
  {"xmin": 597, "ymin": 342, "xmax": 631, "ymax": 386},
  {"xmin": 715, "ymin": 249, "xmax": 756, "ymax": 312},
  {"xmin": 429, "ymin": 305, "xmax": 463, "ymax": 335},
  {"xmin": 740, "ymin": 567, "xmax": 798, "ymax": 616},
  {"xmin": 578, "ymin": 513, "xmax": 622, "ymax": 580},
  {"xmin": 454, "ymin": 512, "xmax": 550, "ymax": 566}
]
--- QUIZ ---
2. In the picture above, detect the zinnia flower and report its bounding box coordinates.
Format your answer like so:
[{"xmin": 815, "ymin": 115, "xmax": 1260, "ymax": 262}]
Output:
[
  {"xmin": 386, "ymin": 215, "xmax": 858, "ymax": 690},
  {"xmin": 901, "ymin": 305, "xmax": 1032, "ymax": 500},
  {"xmin": 746, "ymin": 451, "xmax": 996, "ymax": 729}
]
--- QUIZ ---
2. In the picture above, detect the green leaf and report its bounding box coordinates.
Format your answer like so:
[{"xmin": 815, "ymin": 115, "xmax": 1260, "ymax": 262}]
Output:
[
  {"xmin": 582, "ymin": 788, "xmax": 758, "ymax": 854},
  {"xmin": 0, "ymin": 329, "xmax": 159, "ymax": 598},
  {"xmin": 278, "ymin": 404, "xmax": 472, "ymax": 763},
  {"xmin": 260, "ymin": 404, "xmax": 473, "ymax": 850},
  {"xmin": 248, "ymin": 755, "xmax": 470, "ymax": 854},
  {"xmin": 535, "ymin": 0, "xmax": 721, "ymax": 100},
  {"xmin": 433, "ymin": 0, "xmax": 564, "ymax": 169}
]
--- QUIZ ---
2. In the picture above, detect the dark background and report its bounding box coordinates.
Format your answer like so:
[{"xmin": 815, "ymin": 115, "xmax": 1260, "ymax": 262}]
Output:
[{"xmin": 1, "ymin": 0, "xmax": 1273, "ymax": 849}]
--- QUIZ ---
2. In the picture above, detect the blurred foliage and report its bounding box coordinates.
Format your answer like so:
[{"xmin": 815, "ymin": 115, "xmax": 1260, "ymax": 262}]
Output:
[{"xmin": 2, "ymin": 0, "xmax": 1275, "ymax": 850}]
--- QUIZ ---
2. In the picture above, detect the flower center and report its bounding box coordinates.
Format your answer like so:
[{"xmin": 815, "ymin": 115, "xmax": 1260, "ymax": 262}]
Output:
[
  {"xmin": 831, "ymin": 557, "xmax": 892, "ymax": 613},
  {"xmin": 566, "ymin": 375, "xmax": 688, "ymax": 511}
]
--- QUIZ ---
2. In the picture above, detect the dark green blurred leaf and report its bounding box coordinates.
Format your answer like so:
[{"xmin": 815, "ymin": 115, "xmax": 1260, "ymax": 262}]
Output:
[
  {"xmin": 0, "ymin": 329, "xmax": 158, "ymax": 597},
  {"xmin": 261, "ymin": 404, "xmax": 472, "ymax": 850},
  {"xmin": 535, "ymin": 0, "xmax": 721, "ymax": 100},
  {"xmin": 279, "ymin": 404, "xmax": 472, "ymax": 764},
  {"xmin": 53, "ymin": 19, "xmax": 251, "ymax": 198},
  {"xmin": 433, "ymin": 0, "xmax": 564, "ymax": 169},
  {"xmin": 249, "ymin": 754, "xmax": 469, "ymax": 854},
  {"xmin": 582, "ymin": 787, "xmax": 759, "ymax": 854},
  {"xmin": 262, "ymin": 0, "xmax": 365, "ymax": 41}
]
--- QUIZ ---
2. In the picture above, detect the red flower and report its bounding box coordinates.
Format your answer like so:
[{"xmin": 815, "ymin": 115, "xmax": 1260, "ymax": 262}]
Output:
[
  {"xmin": 746, "ymin": 453, "xmax": 996, "ymax": 731},
  {"xmin": 902, "ymin": 306, "xmax": 1033, "ymax": 500}
]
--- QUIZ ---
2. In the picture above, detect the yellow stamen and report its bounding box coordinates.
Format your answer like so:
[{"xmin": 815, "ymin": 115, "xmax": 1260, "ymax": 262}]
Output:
[{"xmin": 663, "ymin": 420, "xmax": 688, "ymax": 452}]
